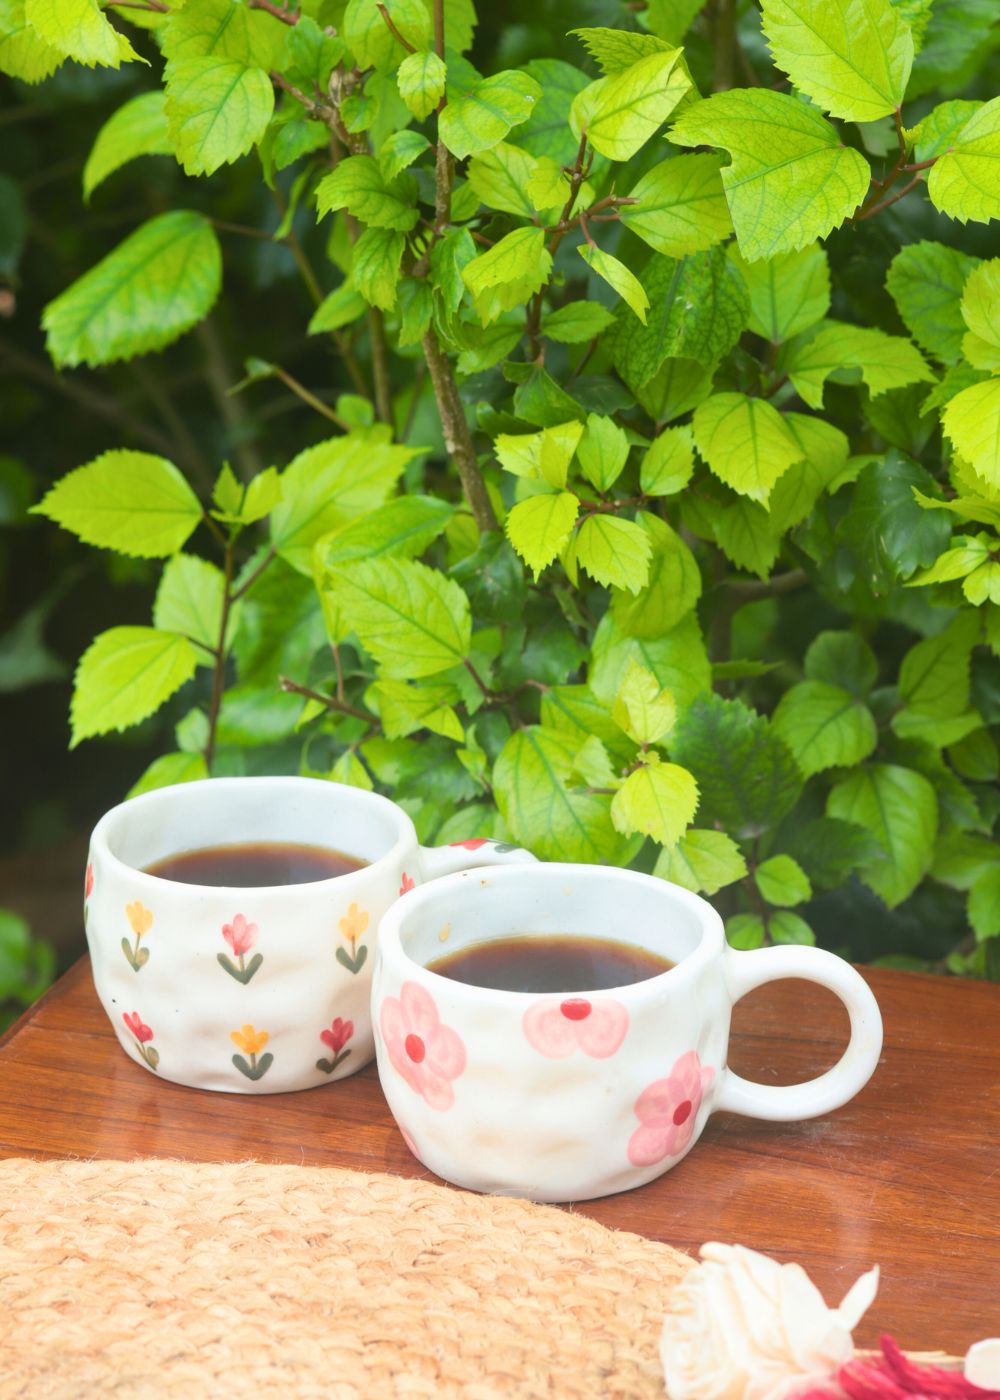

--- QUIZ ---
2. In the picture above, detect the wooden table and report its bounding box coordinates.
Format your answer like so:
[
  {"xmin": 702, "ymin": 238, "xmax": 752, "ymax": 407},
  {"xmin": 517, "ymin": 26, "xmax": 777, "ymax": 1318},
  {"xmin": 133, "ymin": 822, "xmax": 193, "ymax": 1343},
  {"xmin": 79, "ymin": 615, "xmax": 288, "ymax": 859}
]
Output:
[{"xmin": 2, "ymin": 957, "xmax": 998, "ymax": 1354}]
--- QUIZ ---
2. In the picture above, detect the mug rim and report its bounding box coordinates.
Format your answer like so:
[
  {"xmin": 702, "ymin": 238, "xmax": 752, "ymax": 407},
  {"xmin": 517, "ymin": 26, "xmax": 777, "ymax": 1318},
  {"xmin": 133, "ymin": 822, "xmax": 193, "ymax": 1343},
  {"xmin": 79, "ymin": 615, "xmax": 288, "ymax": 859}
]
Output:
[
  {"xmin": 376, "ymin": 861, "xmax": 724, "ymax": 1001},
  {"xmin": 90, "ymin": 775, "xmax": 417, "ymax": 896}
]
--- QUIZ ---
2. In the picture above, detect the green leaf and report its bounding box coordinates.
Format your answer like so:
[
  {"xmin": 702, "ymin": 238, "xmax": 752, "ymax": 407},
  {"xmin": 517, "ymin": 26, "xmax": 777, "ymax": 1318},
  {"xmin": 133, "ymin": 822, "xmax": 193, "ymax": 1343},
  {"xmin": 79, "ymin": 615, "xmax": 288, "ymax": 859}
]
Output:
[
  {"xmin": 948, "ymin": 727, "xmax": 999, "ymax": 782},
  {"xmin": 315, "ymin": 495, "xmax": 452, "ymax": 568},
  {"xmin": 670, "ymin": 693, "xmax": 802, "ymax": 838},
  {"xmin": 83, "ymin": 92, "xmax": 172, "ymax": 201},
  {"xmin": 620, "ymin": 152, "xmax": 732, "ymax": 258},
  {"xmin": 466, "ymin": 141, "xmax": 539, "ymax": 218},
  {"xmin": 782, "ymin": 816, "xmax": 883, "ymax": 890},
  {"xmin": 931, "ymin": 830, "xmax": 1000, "ymax": 891},
  {"xmin": 576, "ymin": 514, "xmax": 652, "ymax": 594},
  {"xmin": 494, "ymin": 421, "xmax": 583, "ymax": 490},
  {"xmin": 579, "ymin": 48, "xmax": 690, "ymax": 161},
  {"xmin": 968, "ymin": 867, "xmax": 1000, "ymax": 942},
  {"xmin": 25, "ymin": 0, "xmax": 137, "ymax": 67},
  {"xmin": 308, "ymin": 282, "xmax": 368, "ymax": 335},
  {"xmin": 756, "ymin": 853, "xmax": 812, "ymax": 907},
  {"xmin": 343, "ymin": 0, "xmax": 429, "ymax": 71},
  {"xmin": 0, "ymin": 0, "xmax": 63, "ymax": 82},
  {"xmin": 611, "ymin": 756, "xmax": 698, "ymax": 846},
  {"xmin": 271, "ymin": 431, "xmax": 417, "ymax": 573},
  {"xmin": 379, "ymin": 129, "xmax": 430, "ymax": 183},
  {"xmin": 784, "ymin": 321, "xmax": 934, "ymax": 409},
  {"xmin": 768, "ymin": 412, "xmax": 850, "ymax": 533},
  {"xmin": 351, "ymin": 226, "xmax": 405, "ymax": 311},
  {"xmin": 963, "ymin": 562, "xmax": 1000, "ymax": 606},
  {"xmin": 712, "ymin": 497, "xmax": 782, "ymax": 579},
  {"xmin": 42, "ymin": 211, "xmax": 221, "ymax": 369},
  {"xmin": 541, "ymin": 684, "xmax": 633, "ymax": 764},
  {"xmin": 805, "ymin": 631, "xmax": 877, "ymax": 696},
  {"xmin": 570, "ymin": 26, "xmax": 674, "ymax": 73},
  {"xmin": 166, "ymin": 58, "xmax": 273, "ymax": 177},
  {"xmin": 927, "ymin": 98, "xmax": 1000, "ymax": 226},
  {"xmin": 505, "ymin": 491, "xmax": 579, "ymax": 579},
  {"xmin": 771, "ymin": 680, "xmax": 877, "ymax": 776},
  {"xmin": 463, "ymin": 227, "xmax": 552, "ymax": 325},
  {"xmin": 726, "ymin": 913, "xmax": 766, "ymax": 950},
  {"xmin": 153, "ymin": 554, "xmax": 229, "ymax": 661},
  {"xmin": 961, "ymin": 259, "xmax": 1000, "ymax": 373},
  {"xmin": 162, "ymin": 0, "xmax": 285, "ymax": 69},
  {"xmin": 635, "ymin": 357, "xmax": 714, "ymax": 424},
  {"xmin": 839, "ymin": 452, "xmax": 951, "ymax": 588},
  {"xmin": 896, "ymin": 611, "xmax": 979, "ymax": 721},
  {"xmin": 640, "ymin": 427, "xmax": 695, "ymax": 497},
  {"xmin": 827, "ymin": 764, "xmax": 937, "ymax": 907},
  {"xmin": 494, "ymin": 726, "xmax": 629, "ymax": 863},
  {"xmin": 692, "ymin": 393, "xmax": 803, "ymax": 504},
  {"xmin": 885, "ymin": 240, "xmax": 979, "ymax": 364},
  {"xmin": 325, "ymin": 558, "xmax": 470, "ymax": 679},
  {"xmin": 396, "ymin": 48, "xmax": 446, "ymax": 120},
  {"xmin": 211, "ymin": 465, "xmax": 282, "ymax": 527},
  {"xmin": 127, "ymin": 751, "xmax": 209, "ymax": 799},
  {"xmin": 371, "ymin": 678, "xmax": 463, "ymax": 742},
  {"xmin": 769, "ymin": 910, "xmax": 816, "ymax": 946},
  {"xmin": 653, "ymin": 828, "xmax": 747, "ymax": 895},
  {"xmin": 910, "ymin": 100, "xmax": 980, "ymax": 160},
  {"xmin": 728, "ymin": 242, "xmax": 830, "ymax": 343},
  {"xmin": 577, "ymin": 245, "xmax": 648, "ymax": 324},
  {"xmin": 33, "ymin": 450, "xmax": 201, "ymax": 558},
  {"xmin": 590, "ymin": 611, "xmax": 711, "ymax": 717},
  {"xmin": 609, "ymin": 248, "xmax": 749, "ymax": 385},
  {"xmin": 669, "ymin": 89, "xmax": 870, "ymax": 261},
  {"xmin": 439, "ymin": 68, "xmax": 541, "ymax": 160},
  {"xmin": 542, "ymin": 300, "xmax": 616, "ymax": 344},
  {"xmin": 943, "ymin": 379, "xmax": 1000, "ymax": 491},
  {"xmin": 612, "ymin": 658, "xmax": 676, "ymax": 745},
  {"xmin": 611, "ymin": 513, "xmax": 701, "ymax": 639},
  {"xmin": 315, "ymin": 154, "xmax": 418, "ymax": 232},
  {"xmin": 907, "ymin": 539, "xmax": 991, "ymax": 587},
  {"xmin": 760, "ymin": 0, "xmax": 913, "ymax": 121},
  {"xmin": 71, "ymin": 626, "xmax": 197, "ymax": 747}
]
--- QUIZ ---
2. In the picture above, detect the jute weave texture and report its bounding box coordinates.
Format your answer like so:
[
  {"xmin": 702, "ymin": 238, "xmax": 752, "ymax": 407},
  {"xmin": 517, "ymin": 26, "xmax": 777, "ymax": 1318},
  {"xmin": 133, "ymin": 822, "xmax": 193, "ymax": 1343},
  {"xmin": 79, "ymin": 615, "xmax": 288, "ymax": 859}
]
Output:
[{"xmin": 0, "ymin": 1157, "xmax": 691, "ymax": 1399}]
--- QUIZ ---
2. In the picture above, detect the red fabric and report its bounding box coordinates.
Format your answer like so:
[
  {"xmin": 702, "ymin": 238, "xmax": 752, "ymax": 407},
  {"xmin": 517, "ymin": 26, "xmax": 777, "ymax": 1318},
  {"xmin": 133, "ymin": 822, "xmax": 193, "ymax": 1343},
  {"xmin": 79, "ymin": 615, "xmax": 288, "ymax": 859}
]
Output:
[{"xmin": 792, "ymin": 1338, "xmax": 1000, "ymax": 1400}]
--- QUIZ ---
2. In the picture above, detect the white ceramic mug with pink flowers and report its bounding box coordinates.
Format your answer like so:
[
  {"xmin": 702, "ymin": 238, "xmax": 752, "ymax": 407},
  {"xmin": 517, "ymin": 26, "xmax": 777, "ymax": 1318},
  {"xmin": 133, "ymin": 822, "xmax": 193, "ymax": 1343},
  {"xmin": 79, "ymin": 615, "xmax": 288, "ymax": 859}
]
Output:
[
  {"xmin": 84, "ymin": 776, "xmax": 534, "ymax": 1094},
  {"xmin": 371, "ymin": 863, "xmax": 883, "ymax": 1202}
]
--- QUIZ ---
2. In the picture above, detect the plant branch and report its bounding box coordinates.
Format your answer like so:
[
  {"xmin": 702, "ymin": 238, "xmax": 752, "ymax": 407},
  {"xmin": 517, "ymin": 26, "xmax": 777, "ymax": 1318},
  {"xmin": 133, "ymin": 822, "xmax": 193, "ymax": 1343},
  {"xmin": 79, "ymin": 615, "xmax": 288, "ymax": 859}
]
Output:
[
  {"xmin": 102, "ymin": 0, "xmax": 168, "ymax": 10},
  {"xmin": 248, "ymin": 0, "xmax": 299, "ymax": 23},
  {"xmin": 855, "ymin": 172, "xmax": 927, "ymax": 222},
  {"xmin": 377, "ymin": 2, "xmax": 416, "ymax": 52},
  {"xmin": 261, "ymin": 363, "xmax": 351, "ymax": 428},
  {"xmin": 205, "ymin": 539, "xmax": 235, "ymax": 774},
  {"xmin": 230, "ymin": 546, "xmax": 278, "ymax": 602},
  {"xmin": 527, "ymin": 130, "xmax": 591, "ymax": 358},
  {"xmin": 713, "ymin": 0, "xmax": 737, "ymax": 92},
  {"xmin": 127, "ymin": 361, "xmax": 213, "ymax": 489},
  {"xmin": 279, "ymin": 675, "xmax": 373, "ymax": 724},
  {"xmin": 432, "ymin": 0, "xmax": 453, "ymax": 234},
  {"xmin": 196, "ymin": 317, "xmax": 266, "ymax": 479},
  {"xmin": 368, "ymin": 308, "xmax": 393, "ymax": 424},
  {"xmin": 722, "ymin": 568, "xmax": 808, "ymax": 601},
  {"xmin": 463, "ymin": 658, "xmax": 493, "ymax": 701},
  {"xmin": 422, "ymin": 329, "xmax": 498, "ymax": 533}
]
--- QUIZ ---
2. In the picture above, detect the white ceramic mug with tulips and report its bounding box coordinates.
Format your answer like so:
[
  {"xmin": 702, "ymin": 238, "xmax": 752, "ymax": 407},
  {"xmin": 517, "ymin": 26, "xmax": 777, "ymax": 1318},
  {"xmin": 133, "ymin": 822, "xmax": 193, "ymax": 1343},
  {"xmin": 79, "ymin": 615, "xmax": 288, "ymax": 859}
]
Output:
[
  {"xmin": 84, "ymin": 776, "xmax": 534, "ymax": 1093},
  {"xmin": 372, "ymin": 863, "xmax": 884, "ymax": 1202}
]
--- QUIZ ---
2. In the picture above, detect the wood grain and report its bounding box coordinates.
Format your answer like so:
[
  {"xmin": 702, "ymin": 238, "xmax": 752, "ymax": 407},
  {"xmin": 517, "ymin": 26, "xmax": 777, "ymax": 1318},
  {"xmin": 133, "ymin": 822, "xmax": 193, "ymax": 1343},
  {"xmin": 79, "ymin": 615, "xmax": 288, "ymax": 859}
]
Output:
[{"xmin": 2, "ymin": 959, "xmax": 998, "ymax": 1353}]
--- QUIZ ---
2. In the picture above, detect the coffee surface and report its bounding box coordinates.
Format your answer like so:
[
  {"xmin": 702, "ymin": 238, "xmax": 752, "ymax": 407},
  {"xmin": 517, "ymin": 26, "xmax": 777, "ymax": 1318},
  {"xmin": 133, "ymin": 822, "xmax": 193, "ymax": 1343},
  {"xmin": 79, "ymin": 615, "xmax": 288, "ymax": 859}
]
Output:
[
  {"xmin": 145, "ymin": 841, "xmax": 366, "ymax": 887},
  {"xmin": 427, "ymin": 934, "xmax": 674, "ymax": 994}
]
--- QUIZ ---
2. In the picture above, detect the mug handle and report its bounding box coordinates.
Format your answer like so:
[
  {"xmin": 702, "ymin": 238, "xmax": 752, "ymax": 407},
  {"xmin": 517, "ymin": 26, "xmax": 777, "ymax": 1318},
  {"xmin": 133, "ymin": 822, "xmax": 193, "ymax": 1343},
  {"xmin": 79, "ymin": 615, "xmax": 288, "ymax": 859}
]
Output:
[
  {"xmin": 715, "ymin": 945, "xmax": 883, "ymax": 1121},
  {"xmin": 418, "ymin": 837, "xmax": 537, "ymax": 881}
]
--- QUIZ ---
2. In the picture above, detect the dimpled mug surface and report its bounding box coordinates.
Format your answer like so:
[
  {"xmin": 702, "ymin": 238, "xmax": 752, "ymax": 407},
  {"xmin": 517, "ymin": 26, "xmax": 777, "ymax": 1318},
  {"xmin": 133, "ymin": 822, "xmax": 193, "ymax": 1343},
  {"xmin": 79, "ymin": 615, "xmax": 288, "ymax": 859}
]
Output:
[
  {"xmin": 372, "ymin": 864, "xmax": 884, "ymax": 1202},
  {"xmin": 84, "ymin": 777, "xmax": 533, "ymax": 1094}
]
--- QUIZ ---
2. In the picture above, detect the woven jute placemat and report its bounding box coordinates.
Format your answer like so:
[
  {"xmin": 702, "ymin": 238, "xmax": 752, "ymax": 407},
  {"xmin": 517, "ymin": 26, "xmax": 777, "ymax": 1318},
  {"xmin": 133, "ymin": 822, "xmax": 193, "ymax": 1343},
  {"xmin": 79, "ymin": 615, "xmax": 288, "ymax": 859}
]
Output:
[{"xmin": 0, "ymin": 1157, "xmax": 691, "ymax": 1400}]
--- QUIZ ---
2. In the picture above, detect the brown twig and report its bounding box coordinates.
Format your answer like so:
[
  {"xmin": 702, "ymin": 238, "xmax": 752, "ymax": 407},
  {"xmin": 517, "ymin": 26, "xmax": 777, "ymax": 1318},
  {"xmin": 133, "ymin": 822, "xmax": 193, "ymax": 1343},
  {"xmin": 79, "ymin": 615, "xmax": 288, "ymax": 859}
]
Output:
[
  {"xmin": 432, "ymin": 0, "xmax": 452, "ymax": 234},
  {"xmin": 229, "ymin": 546, "xmax": 278, "ymax": 603},
  {"xmin": 248, "ymin": 0, "xmax": 299, "ymax": 24},
  {"xmin": 855, "ymin": 173, "xmax": 927, "ymax": 223},
  {"xmin": 279, "ymin": 676, "xmax": 373, "ymax": 724},
  {"xmin": 376, "ymin": 2, "xmax": 417, "ymax": 52},
  {"xmin": 712, "ymin": 0, "xmax": 736, "ymax": 92},
  {"xmin": 205, "ymin": 540, "xmax": 235, "ymax": 774},
  {"xmin": 265, "ymin": 364, "xmax": 351, "ymax": 428},
  {"xmin": 102, "ymin": 0, "xmax": 168, "ymax": 10},
  {"xmin": 527, "ymin": 129, "xmax": 589, "ymax": 359},
  {"xmin": 422, "ymin": 329, "xmax": 498, "ymax": 533}
]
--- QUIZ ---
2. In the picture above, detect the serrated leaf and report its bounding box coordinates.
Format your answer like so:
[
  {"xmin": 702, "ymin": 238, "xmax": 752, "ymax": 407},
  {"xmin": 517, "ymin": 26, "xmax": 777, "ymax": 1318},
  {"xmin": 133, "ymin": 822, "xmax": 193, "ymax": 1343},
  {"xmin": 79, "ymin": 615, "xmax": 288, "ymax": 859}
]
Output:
[
  {"xmin": 541, "ymin": 684, "xmax": 633, "ymax": 764},
  {"xmin": 640, "ymin": 426, "xmax": 695, "ymax": 497},
  {"xmin": 466, "ymin": 141, "xmax": 538, "ymax": 218},
  {"xmin": 71, "ymin": 626, "xmax": 197, "ymax": 747},
  {"xmin": 612, "ymin": 658, "xmax": 676, "ymax": 745},
  {"xmin": 127, "ymin": 751, "xmax": 209, "ymax": 799},
  {"xmin": 927, "ymin": 97, "xmax": 1000, "ymax": 226},
  {"xmin": 670, "ymin": 89, "xmax": 870, "ymax": 261},
  {"xmin": 964, "ymin": 562, "xmax": 1000, "ymax": 606},
  {"xmin": 768, "ymin": 412, "xmax": 850, "ymax": 533},
  {"xmin": 761, "ymin": 0, "xmax": 913, "ymax": 121},
  {"xmin": 494, "ymin": 421, "xmax": 583, "ymax": 490},
  {"xmin": 570, "ymin": 26, "xmax": 674, "ymax": 73},
  {"xmin": 371, "ymin": 678, "xmax": 463, "ymax": 742},
  {"xmin": 505, "ymin": 491, "xmax": 579, "ymax": 579},
  {"xmin": 839, "ymin": 451, "xmax": 951, "ymax": 588},
  {"xmin": 769, "ymin": 910, "xmax": 816, "ymax": 945},
  {"xmin": 590, "ymin": 611, "xmax": 711, "ymax": 716},
  {"xmin": 343, "ymin": 0, "xmax": 429, "ymax": 71},
  {"xmin": 611, "ymin": 757, "xmax": 698, "ymax": 846},
  {"xmin": 692, "ymin": 393, "xmax": 803, "ymax": 504},
  {"xmin": 968, "ymin": 867, "xmax": 1000, "ymax": 942},
  {"xmin": 755, "ymin": 853, "xmax": 812, "ymax": 907},
  {"xmin": 577, "ymin": 245, "xmax": 648, "ymax": 324},
  {"xmin": 42, "ymin": 211, "xmax": 221, "ymax": 369},
  {"xmin": 396, "ymin": 48, "xmax": 446, "ymax": 120},
  {"xmin": 542, "ymin": 300, "xmax": 616, "ymax": 344},
  {"xmin": 711, "ymin": 496, "xmax": 782, "ymax": 579},
  {"xmin": 907, "ymin": 539, "xmax": 991, "ymax": 587},
  {"xmin": 727, "ymin": 913, "xmax": 766, "ymax": 950},
  {"xmin": 961, "ymin": 259, "xmax": 1000, "ymax": 373},
  {"xmin": 942, "ymin": 379, "xmax": 1000, "ymax": 490},
  {"xmin": 576, "ymin": 415, "xmax": 629, "ymax": 493},
  {"xmin": 782, "ymin": 816, "xmax": 884, "ymax": 890},
  {"xmin": 805, "ymin": 631, "xmax": 878, "ymax": 695},
  {"xmin": 308, "ymin": 281, "xmax": 368, "ymax": 335},
  {"xmin": 896, "ymin": 611, "xmax": 979, "ymax": 721},
  {"xmin": 314, "ymin": 495, "xmax": 452, "ymax": 569},
  {"xmin": 931, "ymin": 830, "xmax": 1000, "ymax": 891},
  {"xmin": 166, "ymin": 58, "xmax": 273, "ymax": 177},
  {"xmin": 576, "ymin": 514, "xmax": 652, "ymax": 594},
  {"xmin": 25, "ymin": 0, "xmax": 137, "ymax": 67},
  {"xmin": 728, "ymin": 242, "xmax": 830, "ymax": 343},
  {"xmin": 783, "ymin": 321, "xmax": 934, "ymax": 408},
  {"xmin": 32, "ymin": 450, "xmax": 201, "ymax": 558},
  {"xmin": 0, "ymin": 0, "xmax": 63, "ymax": 82},
  {"xmin": 440, "ymin": 68, "xmax": 541, "ymax": 160},
  {"xmin": 463, "ymin": 226, "xmax": 551, "ymax": 325},
  {"xmin": 653, "ymin": 828, "xmax": 746, "ymax": 895},
  {"xmin": 771, "ymin": 680, "xmax": 877, "ymax": 777},
  {"xmin": 325, "ymin": 557, "xmax": 470, "ymax": 679},
  {"xmin": 670, "ymin": 692, "xmax": 802, "ymax": 838},
  {"xmin": 611, "ymin": 513, "xmax": 701, "ymax": 639},
  {"xmin": 620, "ymin": 153, "xmax": 732, "ymax": 258},
  {"xmin": 352, "ymin": 226, "xmax": 405, "ymax": 310},
  {"xmin": 827, "ymin": 764, "xmax": 937, "ymax": 907},
  {"xmin": 153, "ymin": 554, "xmax": 229, "ymax": 661},
  {"xmin": 885, "ymin": 240, "xmax": 978, "ymax": 365},
  {"xmin": 83, "ymin": 92, "xmax": 172, "ymax": 201},
  {"xmin": 315, "ymin": 154, "xmax": 418, "ymax": 232},
  {"xmin": 162, "ymin": 0, "xmax": 285, "ymax": 69},
  {"xmin": 579, "ymin": 49, "xmax": 689, "ymax": 161},
  {"xmin": 378, "ymin": 128, "xmax": 430, "ymax": 183}
]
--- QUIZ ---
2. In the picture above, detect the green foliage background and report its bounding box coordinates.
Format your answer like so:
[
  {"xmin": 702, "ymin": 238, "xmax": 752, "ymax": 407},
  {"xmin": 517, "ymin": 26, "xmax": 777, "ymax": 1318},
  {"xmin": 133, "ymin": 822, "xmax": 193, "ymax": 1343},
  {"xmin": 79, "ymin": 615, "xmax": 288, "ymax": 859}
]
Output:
[{"xmin": 2, "ymin": 0, "xmax": 1000, "ymax": 981}]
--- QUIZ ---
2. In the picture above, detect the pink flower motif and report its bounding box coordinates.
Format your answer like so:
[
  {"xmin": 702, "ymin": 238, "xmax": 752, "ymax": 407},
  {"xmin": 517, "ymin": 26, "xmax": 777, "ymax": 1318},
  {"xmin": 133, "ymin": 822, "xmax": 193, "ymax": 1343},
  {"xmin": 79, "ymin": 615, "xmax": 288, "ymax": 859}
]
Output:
[
  {"xmin": 122, "ymin": 1011, "xmax": 153, "ymax": 1044},
  {"xmin": 398, "ymin": 1125, "xmax": 420, "ymax": 1159},
  {"xmin": 379, "ymin": 981, "xmax": 467, "ymax": 1111},
  {"xmin": 522, "ymin": 997, "xmax": 628, "ymax": 1059},
  {"xmin": 449, "ymin": 838, "xmax": 489, "ymax": 850},
  {"xmin": 628, "ymin": 1050, "xmax": 715, "ymax": 1168},
  {"xmin": 399, "ymin": 872, "xmax": 415, "ymax": 896},
  {"xmin": 222, "ymin": 913, "xmax": 257, "ymax": 957},
  {"xmin": 84, "ymin": 863, "xmax": 94, "ymax": 899},
  {"xmin": 320, "ymin": 1017, "xmax": 353, "ymax": 1054}
]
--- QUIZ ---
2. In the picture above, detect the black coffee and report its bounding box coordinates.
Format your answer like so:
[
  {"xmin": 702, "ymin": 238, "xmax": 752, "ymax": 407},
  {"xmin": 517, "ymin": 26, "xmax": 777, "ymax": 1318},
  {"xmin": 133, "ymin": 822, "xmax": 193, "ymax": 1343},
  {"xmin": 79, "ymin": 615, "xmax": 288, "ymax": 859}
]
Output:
[
  {"xmin": 144, "ymin": 841, "xmax": 367, "ymax": 887},
  {"xmin": 427, "ymin": 934, "xmax": 674, "ymax": 994}
]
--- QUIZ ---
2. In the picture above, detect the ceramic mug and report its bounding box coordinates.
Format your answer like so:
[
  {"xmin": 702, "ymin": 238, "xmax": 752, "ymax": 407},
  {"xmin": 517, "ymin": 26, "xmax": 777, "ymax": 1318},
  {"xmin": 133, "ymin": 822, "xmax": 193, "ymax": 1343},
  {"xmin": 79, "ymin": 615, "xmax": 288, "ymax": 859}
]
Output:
[
  {"xmin": 84, "ymin": 776, "xmax": 534, "ymax": 1093},
  {"xmin": 372, "ymin": 863, "xmax": 883, "ymax": 1202}
]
